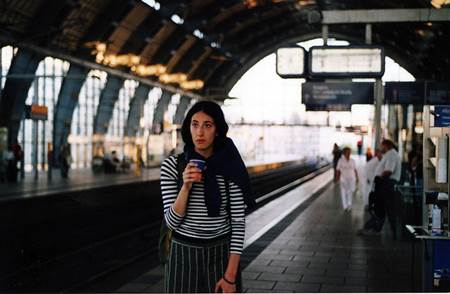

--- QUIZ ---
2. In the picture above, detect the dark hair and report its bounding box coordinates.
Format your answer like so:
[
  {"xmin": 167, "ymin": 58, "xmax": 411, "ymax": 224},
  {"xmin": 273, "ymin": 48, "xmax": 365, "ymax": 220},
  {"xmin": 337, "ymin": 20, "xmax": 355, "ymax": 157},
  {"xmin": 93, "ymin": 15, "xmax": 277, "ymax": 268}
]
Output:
[
  {"xmin": 381, "ymin": 139, "xmax": 396, "ymax": 150},
  {"xmin": 181, "ymin": 100, "xmax": 229, "ymax": 149}
]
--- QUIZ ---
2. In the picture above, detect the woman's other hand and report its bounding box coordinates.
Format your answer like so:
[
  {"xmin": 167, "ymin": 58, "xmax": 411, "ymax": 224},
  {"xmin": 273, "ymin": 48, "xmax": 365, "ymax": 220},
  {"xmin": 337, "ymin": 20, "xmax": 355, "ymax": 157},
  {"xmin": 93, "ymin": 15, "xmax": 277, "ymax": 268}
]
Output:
[{"xmin": 214, "ymin": 278, "xmax": 236, "ymax": 293}]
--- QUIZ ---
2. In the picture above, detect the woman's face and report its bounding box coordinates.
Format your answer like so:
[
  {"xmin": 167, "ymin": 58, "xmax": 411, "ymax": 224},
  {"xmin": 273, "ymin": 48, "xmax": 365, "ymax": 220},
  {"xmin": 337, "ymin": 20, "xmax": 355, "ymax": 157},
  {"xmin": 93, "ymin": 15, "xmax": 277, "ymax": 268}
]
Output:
[
  {"xmin": 344, "ymin": 149, "xmax": 351, "ymax": 158},
  {"xmin": 190, "ymin": 111, "xmax": 217, "ymax": 151}
]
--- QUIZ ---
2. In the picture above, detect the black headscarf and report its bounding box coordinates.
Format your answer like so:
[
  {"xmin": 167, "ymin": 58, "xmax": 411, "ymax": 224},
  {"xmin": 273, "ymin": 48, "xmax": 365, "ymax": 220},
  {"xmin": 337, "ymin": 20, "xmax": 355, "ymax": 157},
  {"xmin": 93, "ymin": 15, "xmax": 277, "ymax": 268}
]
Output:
[{"xmin": 183, "ymin": 137, "xmax": 255, "ymax": 217}]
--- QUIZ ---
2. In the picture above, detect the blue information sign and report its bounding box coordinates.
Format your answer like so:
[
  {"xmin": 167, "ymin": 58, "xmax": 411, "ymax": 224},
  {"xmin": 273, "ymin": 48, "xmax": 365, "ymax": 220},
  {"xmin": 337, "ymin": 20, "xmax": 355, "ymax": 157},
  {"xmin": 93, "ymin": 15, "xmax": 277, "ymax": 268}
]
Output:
[
  {"xmin": 434, "ymin": 106, "xmax": 450, "ymax": 127},
  {"xmin": 302, "ymin": 82, "xmax": 374, "ymax": 105},
  {"xmin": 426, "ymin": 83, "xmax": 450, "ymax": 105},
  {"xmin": 305, "ymin": 104, "xmax": 351, "ymax": 111},
  {"xmin": 385, "ymin": 82, "xmax": 425, "ymax": 105}
]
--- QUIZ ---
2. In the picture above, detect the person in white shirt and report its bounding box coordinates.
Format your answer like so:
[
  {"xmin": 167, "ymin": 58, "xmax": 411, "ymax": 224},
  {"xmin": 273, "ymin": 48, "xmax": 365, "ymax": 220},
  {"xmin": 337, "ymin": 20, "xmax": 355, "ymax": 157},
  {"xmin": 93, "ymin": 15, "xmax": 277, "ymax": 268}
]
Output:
[
  {"xmin": 363, "ymin": 149, "xmax": 382, "ymax": 207},
  {"xmin": 375, "ymin": 140, "xmax": 402, "ymax": 182},
  {"xmin": 359, "ymin": 139, "xmax": 402, "ymax": 235},
  {"xmin": 336, "ymin": 147, "xmax": 359, "ymax": 211}
]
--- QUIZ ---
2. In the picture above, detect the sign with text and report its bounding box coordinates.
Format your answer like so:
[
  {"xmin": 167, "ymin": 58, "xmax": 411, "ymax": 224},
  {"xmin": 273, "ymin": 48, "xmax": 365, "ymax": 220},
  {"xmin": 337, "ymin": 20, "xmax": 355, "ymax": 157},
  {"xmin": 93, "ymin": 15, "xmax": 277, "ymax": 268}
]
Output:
[
  {"xmin": 302, "ymin": 82, "xmax": 374, "ymax": 106},
  {"xmin": 434, "ymin": 106, "xmax": 450, "ymax": 127},
  {"xmin": 385, "ymin": 82, "xmax": 425, "ymax": 105},
  {"xmin": 24, "ymin": 104, "xmax": 48, "ymax": 121},
  {"xmin": 426, "ymin": 82, "xmax": 450, "ymax": 105},
  {"xmin": 305, "ymin": 104, "xmax": 351, "ymax": 111}
]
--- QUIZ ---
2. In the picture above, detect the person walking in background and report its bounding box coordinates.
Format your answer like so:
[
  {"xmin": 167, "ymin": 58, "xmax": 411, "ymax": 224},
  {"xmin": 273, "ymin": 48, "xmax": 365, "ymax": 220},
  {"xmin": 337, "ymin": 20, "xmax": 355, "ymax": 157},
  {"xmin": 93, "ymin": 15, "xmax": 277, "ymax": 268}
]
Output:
[
  {"xmin": 357, "ymin": 139, "xmax": 363, "ymax": 155},
  {"xmin": 332, "ymin": 143, "xmax": 342, "ymax": 181},
  {"xmin": 365, "ymin": 147, "xmax": 373, "ymax": 162},
  {"xmin": 336, "ymin": 147, "xmax": 358, "ymax": 211},
  {"xmin": 364, "ymin": 148, "xmax": 382, "ymax": 209}
]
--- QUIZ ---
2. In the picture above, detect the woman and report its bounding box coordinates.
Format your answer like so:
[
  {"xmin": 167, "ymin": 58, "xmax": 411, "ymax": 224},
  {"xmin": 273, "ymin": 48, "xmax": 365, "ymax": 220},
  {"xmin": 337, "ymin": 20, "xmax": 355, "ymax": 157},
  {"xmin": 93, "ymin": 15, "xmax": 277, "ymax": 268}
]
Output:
[
  {"xmin": 336, "ymin": 147, "xmax": 358, "ymax": 211},
  {"xmin": 160, "ymin": 101, "xmax": 254, "ymax": 293},
  {"xmin": 332, "ymin": 143, "xmax": 341, "ymax": 181}
]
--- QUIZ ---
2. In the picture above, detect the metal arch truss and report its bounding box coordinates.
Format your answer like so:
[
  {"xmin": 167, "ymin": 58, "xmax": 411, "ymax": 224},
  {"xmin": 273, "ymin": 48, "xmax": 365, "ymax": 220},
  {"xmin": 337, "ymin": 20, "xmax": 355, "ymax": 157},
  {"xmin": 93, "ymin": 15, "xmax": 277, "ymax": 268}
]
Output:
[
  {"xmin": 321, "ymin": 8, "xmax": 450, "ymax": 24},
  {"xmin": 53, "ymin": 64, "xmax": 89, "ymax": 165},
  {"xmin": 0, "ymin": 48, "xmax": 43, "ymax": 146},
  {"xmin": 125, "ymin": 84, "xmax": 152, "ymax": 137},
  {"xmin": 93, "ymin": 75, "xmax": 124, "ymax": 135},
  {"xmin": 152, "ymin": 91, "xmax": 173, "ymax": 132},
  {"xmin": 173, "ymin": 95, "xmax": 191, "ymax": 125}
]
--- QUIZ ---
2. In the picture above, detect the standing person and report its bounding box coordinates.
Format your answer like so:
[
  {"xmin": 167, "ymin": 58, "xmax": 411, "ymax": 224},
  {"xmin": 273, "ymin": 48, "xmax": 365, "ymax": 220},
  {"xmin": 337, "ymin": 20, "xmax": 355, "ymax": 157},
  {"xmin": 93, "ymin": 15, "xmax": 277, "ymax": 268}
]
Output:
[
  {"xmin": 59, "ymin": 144, "xmax": 71, "ymax": 179},
  {"xmin": 5, "ymin": 142, "xmax": 23, "ymax": 182},
  {"xmin": 359, "ymin": 139, "xmax": 401, "ymax": 235},
  {"xmin": 5, "ymin": 146, "xmax": 17, "ymax": 182},
  {"xmin": 336, "ymin": 147, "xmax": 358, "ymax": 211},
  {"xmin": 365, "ymin": 147, "xmax": 373, "ymax": 162},
  {"xmin": 332, "ymin": 143, "xmax": 342, "ymax": 181},
  {"xmin": 364, "ymin": 149, "xmax": 382, "ymax": 208},
  {"xmin": 160, "ymin": 101, "xmax": 254, "ymax": 293},
  {"xmin": 357, "ymin": 139, "xmax": 363, "ymax": 156}
]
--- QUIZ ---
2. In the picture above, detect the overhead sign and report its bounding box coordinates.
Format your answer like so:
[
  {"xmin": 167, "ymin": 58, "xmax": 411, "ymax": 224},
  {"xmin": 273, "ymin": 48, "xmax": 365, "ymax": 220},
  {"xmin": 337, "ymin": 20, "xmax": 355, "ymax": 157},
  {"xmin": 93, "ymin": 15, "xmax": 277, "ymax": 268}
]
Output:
[
  {"xmin": 302, "ymin": 82, "xmax": 374, "ymax": 105},
  {"xmin": 385, "ymin": 82, "xmax": 425, "ymax": 105},
  {"xmin": 426, "ymin": 82, "xmax": 450, "ymax": 105},
  {"xmin": 305, "ymin": 104, "xmax": 351, "ymax": 111},
  {"xmin": 276, "ymin": 46, "xmax": 307, "ymax": 78},
  {"xmin": 24, "ymin": 104, "xmax": 48, "ymax": 121},
  {"xmin": 308, "ymin": 46, "xmax": 385, "ymax": 78}
]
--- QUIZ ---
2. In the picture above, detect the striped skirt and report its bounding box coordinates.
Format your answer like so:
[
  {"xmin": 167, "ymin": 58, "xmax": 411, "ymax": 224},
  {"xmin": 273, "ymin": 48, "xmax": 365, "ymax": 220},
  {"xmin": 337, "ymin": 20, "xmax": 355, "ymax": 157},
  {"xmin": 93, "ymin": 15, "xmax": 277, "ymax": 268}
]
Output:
[{"xmin": 164, "ymin": 233, "xmax": 242, "ymax": 293}]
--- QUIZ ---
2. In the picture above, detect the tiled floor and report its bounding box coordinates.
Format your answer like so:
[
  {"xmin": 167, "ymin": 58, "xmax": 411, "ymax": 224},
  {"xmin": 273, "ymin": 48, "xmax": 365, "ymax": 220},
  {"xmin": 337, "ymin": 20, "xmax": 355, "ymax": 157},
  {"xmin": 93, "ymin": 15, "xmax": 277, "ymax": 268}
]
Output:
[{"xmin": 242, "ymin": 183, "xmax": 412, "ymax": 293}]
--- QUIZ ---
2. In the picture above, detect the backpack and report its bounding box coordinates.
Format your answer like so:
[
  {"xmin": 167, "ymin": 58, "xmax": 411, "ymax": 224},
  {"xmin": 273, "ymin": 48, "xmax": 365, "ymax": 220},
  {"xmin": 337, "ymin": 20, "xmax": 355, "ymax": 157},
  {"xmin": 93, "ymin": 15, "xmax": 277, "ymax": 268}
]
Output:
[{"xmin": 158, "ymin": 153, "xmax": 230, "ymax": 264}]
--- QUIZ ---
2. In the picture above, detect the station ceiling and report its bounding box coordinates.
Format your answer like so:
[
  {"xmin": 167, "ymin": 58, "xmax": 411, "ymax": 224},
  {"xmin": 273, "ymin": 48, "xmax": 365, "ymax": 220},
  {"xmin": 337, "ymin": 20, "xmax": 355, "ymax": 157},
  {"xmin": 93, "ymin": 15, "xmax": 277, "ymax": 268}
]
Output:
[{"xmin": 0, "ymin": 0, "xmax": 449, "ymax": 98}]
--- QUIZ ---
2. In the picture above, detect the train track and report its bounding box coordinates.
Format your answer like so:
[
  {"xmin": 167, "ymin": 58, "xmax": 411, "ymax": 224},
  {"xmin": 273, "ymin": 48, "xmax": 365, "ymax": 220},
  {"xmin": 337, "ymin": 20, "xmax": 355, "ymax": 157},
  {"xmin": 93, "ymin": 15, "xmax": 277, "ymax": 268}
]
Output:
[{"xmin": 0, "ymin": 159, "xmax": 329, "ymax": 292}]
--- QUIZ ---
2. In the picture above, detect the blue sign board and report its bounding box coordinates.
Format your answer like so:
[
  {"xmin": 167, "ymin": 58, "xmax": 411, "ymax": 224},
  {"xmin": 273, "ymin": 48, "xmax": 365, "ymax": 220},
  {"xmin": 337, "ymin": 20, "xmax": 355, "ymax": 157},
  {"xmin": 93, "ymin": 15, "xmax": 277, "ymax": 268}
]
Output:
[
  {"xmin": 302, "ymin": 82, "xmax": 374, "ymax": 105},
  {"xmin": 305, "ymin": 104, "xmax": 351, "ymax": 111},
  {"xmin": 426, "ymin": 82, "xmax": 450, "ymax": 105},
  {"xmin": 434, "ymin": 106, "xmax": 450, "ymax": 127},
  {"xmin": 385, "ymin": 82, "xmax": 425, "ymax": 105}
]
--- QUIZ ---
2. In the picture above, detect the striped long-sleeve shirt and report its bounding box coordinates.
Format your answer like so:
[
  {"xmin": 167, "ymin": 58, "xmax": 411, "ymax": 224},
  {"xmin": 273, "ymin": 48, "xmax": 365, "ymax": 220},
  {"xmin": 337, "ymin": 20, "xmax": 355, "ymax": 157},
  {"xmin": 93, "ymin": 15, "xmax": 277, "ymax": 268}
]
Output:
[{"xmin": 160, "ymin": 155, "xmax": 246, "ymax": 254}]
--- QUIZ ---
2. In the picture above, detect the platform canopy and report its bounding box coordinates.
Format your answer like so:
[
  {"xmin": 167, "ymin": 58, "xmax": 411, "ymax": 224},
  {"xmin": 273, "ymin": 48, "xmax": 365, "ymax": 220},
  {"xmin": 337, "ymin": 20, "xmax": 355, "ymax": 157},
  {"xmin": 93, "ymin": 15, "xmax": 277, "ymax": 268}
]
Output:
[{"xmin": 0, "ymin": 0, "xmax": 449, "ymax": 99}]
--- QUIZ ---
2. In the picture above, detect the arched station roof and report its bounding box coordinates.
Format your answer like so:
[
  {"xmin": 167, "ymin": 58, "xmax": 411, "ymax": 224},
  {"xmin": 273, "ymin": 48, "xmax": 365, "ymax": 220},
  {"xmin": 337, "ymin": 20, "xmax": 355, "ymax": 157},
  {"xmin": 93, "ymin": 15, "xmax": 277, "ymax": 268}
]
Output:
[{"xmin": 0, "ymin": 0, "xmax": 449, "ymax": 100}]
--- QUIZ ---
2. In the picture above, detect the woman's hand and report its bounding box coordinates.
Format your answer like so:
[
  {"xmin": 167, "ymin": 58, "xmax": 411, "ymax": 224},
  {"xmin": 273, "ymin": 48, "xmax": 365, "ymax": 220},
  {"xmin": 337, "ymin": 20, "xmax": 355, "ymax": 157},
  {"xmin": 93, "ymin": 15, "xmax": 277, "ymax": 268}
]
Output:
[
  {"xmin": 182, "ymin": 163, "xmax": 203, "ymax": 190},
  {"xmin": 214, "ymin": 278, "xmax": 236, "ymax": 293}
]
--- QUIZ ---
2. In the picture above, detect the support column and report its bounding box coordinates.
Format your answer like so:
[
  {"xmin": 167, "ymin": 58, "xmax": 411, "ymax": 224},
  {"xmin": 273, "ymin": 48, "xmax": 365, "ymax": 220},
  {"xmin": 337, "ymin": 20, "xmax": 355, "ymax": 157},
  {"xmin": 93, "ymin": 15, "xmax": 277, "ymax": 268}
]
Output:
[
  {"xmin": 53, "ymin": 64, "xmax": 89, "ymax": 167},
  {"xmin": 152, "ymin": 91, "xmax": 173, "ymax": 133},
  {"xmin": 124, "ymin": 84, "xmax": 152, "ymax": 137},
  {"xmin": 173, "ymin": 95, "xmax": 191, "ymax": 125},
  {"xmin": 93, "ymin": 75, "xmax": 124, "ymax": 155},
  {"xmin": 374, "ymin": 79, "xmax": 384, "ymax": 148},
  {"xmin": 365, "ymin": 24, "xmax": 372, "ymax": 44},
  {"xmin": 322, "ymin": 24, "xmax": 328, "ymax": 45},
  {"xmin": 0, "ymin": 48, "xmax": 43, "ymax": 146}
]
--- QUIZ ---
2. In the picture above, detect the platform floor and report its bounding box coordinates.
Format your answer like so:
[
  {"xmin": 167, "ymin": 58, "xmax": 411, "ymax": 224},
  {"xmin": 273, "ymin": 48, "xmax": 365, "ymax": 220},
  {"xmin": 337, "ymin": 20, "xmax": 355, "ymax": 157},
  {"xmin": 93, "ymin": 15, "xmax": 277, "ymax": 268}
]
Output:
[
  {"xmin": 115, "ymin": 166, "xmax": 412, "ymax": 293},
  {"xmin": 242, "ymin": 183, "xmax": 411, "ymax": 293},
  {"xmin": 0, "ymin": 167, "xmax": 160, "ymax": 201}
]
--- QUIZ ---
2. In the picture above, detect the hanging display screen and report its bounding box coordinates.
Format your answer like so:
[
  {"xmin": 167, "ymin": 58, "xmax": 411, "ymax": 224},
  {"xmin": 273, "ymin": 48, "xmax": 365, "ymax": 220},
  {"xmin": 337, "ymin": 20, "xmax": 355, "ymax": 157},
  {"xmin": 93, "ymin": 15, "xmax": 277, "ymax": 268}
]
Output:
[
  {"xmin": 309, "ymin": 46, "xmax": 385, "ymax": 78},
  {"xmin": 276, "ymin": 46, "xmax": 307, "ymax": 78}
]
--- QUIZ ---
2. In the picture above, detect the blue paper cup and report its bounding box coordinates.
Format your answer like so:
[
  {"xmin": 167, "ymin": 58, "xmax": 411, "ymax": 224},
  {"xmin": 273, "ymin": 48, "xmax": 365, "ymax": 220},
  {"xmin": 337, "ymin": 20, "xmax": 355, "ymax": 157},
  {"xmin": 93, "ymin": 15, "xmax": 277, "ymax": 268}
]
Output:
[{"xmin": 190, "ymin": 159, "xmax": 206, "ymax": 171}]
